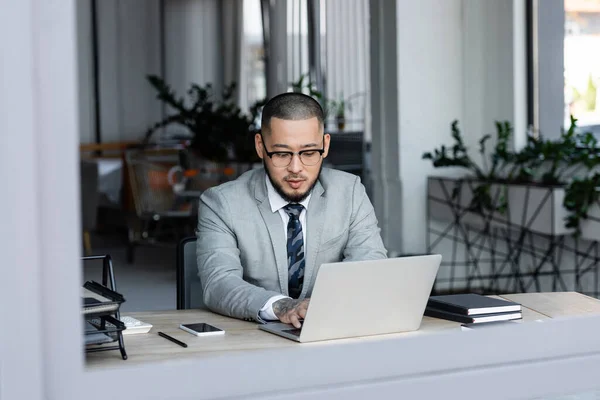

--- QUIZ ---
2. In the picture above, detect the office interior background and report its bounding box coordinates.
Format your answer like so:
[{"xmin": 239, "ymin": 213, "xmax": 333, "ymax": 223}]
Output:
[{"xmin": 4, "ymin": 0, "xmax": 600, "ymax": 399}]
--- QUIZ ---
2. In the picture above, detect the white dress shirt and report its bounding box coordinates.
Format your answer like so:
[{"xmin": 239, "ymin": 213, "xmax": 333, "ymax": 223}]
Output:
[{"xmin": 259, "ymin": 175, "xmax": 312, "ymax": 321}]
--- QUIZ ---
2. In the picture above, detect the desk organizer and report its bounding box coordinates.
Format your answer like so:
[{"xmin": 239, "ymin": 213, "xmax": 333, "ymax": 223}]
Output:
[{"xmin": 82, "ymin": 255, "xmax": 127, "ymax": 360}]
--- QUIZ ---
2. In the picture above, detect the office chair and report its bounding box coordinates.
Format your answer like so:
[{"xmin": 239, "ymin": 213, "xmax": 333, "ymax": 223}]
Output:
[
  {"xmin": 80, "ymin": 159, "xmax": 99, "ymax": 255},
  {"xmin": 176, "ymin": 236, "xmax": 206, "ymax": 310}
]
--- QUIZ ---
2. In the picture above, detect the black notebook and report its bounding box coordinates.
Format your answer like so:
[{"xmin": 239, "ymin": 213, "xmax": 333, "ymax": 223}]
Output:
[
  {"xmin": 424, "ymin": 307, "xmax": 522, "ymax": 324},
  {"xmin": 427, "ymin": 293, "xmax": 521, "ymax": 316}
]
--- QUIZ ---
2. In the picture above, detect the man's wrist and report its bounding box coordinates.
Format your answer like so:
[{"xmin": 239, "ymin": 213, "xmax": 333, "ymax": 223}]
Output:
[
  {"xmin": 259, "ymin": 295, "xmax": 290, "ymax": 321},
  {"xmin": 272, "ymin": 297, "xmax": 302, "ymax": 317}
]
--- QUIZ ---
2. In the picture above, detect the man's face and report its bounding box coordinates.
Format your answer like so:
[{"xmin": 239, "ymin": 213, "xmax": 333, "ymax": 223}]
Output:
[{"xmin": 255, "ymin": 117, "xmax": 330, "ymax": 203}]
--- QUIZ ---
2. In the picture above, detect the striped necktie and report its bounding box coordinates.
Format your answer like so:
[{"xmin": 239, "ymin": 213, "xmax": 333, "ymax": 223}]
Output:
[{"xmin": 283, "ymin": 203, "xmax": 305, "ymax": 299}]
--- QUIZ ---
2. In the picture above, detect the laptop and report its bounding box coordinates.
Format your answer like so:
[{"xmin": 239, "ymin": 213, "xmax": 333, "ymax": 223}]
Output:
[{"xmin": 258, "ymin": 254, "xmax": 442, "ymax": 343}]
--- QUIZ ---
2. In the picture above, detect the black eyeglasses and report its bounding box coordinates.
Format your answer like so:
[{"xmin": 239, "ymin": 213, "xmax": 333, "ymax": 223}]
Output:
[{"xmin": 261, "ymin": 135, "xmax": 325, "ymax": 167}]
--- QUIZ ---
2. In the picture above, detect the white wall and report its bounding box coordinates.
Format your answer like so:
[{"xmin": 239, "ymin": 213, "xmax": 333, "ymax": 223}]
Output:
[
  {"xmin": 1, "ymin": 2, "xmax": 47, "ymax": 398},
  {"xmin": 462, "ymin": 0, "xmax": 516, "ymax": 164},
  {"xmin": 370, "ymin": 0, "xmax": 521, "ymax": 255},
  {"xmin": 396, "ymin": 0, "xmax": 467, "ymax": 253}
]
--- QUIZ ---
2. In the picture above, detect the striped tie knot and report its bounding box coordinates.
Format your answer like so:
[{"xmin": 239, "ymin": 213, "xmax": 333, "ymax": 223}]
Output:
[{"xmin": 283, "ymin": 203, "xmax": 304, "ymax": 219}]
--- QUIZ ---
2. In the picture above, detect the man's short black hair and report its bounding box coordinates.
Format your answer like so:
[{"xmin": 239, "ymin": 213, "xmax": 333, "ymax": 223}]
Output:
[{"xmin": 261, "ymin": 92, "xmax": 325, "ymax": 134}]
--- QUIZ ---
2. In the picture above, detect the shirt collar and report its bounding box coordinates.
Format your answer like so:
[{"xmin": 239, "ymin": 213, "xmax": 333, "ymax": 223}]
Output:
[{"xmin": 265, "ymin": 174, "xmax": 312, "ymax": 213}]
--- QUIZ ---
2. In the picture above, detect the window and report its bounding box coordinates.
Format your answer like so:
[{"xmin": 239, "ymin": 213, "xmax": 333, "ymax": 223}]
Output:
[
  {"xmin": 564, "ymin": 0, "xmax": 600, "ymax": 132},
  {"xmin": 287, "ymin": 0, "xmax": 310, "ymax": 87},
  {"xmin": 9, "ymin": 3, "xmax": 600, "ymax": 400},
  {"xmin": 241, "ymin": 0, "xmax": 267, "ymax": 112},
  {"xmin": 323, "ymin": 0, "xmax": 370, "ymax": 134}
]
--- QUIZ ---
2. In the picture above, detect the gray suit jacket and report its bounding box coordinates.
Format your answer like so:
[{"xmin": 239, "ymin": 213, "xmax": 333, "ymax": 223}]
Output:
[{"xmin": 196, "ymin": 167, "xmax": 387, "ymax": 321}]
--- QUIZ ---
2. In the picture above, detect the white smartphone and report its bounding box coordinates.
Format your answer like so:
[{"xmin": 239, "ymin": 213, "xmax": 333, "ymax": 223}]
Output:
[{"xmin": 179, "ymin": 322, "xmax": 225, "ymax": 337}]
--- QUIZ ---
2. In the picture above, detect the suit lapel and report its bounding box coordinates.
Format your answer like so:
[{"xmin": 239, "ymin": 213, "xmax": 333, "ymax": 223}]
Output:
[
  {"xmin": 254, "ymin": 172, "xmax": 288, "ymax": 295},
  {"xmin": 302, "ymin": 180, "xmax": 326, "ymax": 298}
]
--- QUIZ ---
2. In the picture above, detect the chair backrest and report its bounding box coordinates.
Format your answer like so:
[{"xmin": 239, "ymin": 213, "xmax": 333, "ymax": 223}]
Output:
[
  {"xmin": 176, "ymin": 236, "xmax": 205, "ymax": 310},
  {"xmin": 325, "ymin": 131, "xmax": 364, "ymax": 169},
  {"xmin": 79, "ymin": 160, "xmax": 99, "ymax": 230}
]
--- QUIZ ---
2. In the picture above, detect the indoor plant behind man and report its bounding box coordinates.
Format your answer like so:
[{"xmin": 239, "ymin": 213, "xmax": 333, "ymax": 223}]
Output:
[{"xmin": 196, "ymin": 92, "xmax": 387, "ymax": 328}]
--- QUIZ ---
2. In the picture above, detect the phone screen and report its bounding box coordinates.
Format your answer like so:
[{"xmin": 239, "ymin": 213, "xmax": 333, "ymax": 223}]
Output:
[{"xmin": 181, "ymin": 323, "xmax": 223, "ymax": 333}]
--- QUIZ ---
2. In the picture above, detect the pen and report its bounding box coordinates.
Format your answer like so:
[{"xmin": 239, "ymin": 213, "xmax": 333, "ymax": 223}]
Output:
[{"xmin": 158, "ymin": 331, "xmax": 188, "ymax": 348}]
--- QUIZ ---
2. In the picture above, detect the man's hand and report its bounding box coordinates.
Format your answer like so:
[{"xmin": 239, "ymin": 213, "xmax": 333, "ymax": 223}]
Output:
[{"xmin": 272, "ymin": 298, "xmax": 310, "ymax": 328}]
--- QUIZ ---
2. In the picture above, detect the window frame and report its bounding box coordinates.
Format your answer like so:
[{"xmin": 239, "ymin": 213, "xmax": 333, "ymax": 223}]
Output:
[
  {"xmin": 7, "ymin": 1, "xmax": 600, "ymax": 399},
  {"xmin": 528, "ymin": 0, "xmax": 600, "ymax": 138}
]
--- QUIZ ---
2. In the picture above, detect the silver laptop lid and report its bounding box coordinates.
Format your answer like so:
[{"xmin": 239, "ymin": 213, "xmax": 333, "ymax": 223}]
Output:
[{"xmin": 299, "ymin": 254, "xmax": 441, "ymax": 342}]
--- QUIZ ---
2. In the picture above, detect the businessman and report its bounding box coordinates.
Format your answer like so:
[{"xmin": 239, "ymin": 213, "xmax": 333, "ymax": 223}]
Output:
[{"xmin": 196, "ymin": 92, "xmax": 387, "ymax": 328}]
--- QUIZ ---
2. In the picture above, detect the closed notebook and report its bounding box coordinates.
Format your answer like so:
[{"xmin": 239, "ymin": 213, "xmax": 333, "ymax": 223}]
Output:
[
  {"xmin": 427, "ymin": 293, "xmax": 521, "ymax": 316},
  {"xmin": 424, "ymin": 307, "xmax": 522, "ymax": 324}
]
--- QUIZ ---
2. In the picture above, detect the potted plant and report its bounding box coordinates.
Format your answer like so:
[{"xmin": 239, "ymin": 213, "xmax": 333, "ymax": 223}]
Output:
[
  {"xmin": 334, "ymin": 99, "xmax": 346, "ymax": 131},
  {"xmin": 144, "ymin": 75, "xmax": 265, "ymax": 166},
  {"xmin": 330, "ymin": 92, "xmax": 366, "ymax": 131},
  {"xmin": 423, "ymin": 116, "xmax": 600, "ymax": 238}
]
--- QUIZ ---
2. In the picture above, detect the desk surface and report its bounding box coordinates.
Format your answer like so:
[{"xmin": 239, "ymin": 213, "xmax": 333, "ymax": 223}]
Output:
[{"xmin": 86, "ymin": 292, "xmax": 600, "ymax": 369}]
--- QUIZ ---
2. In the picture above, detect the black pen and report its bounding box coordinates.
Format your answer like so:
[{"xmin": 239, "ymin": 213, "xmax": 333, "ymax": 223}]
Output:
[{"xmin": 158, "ymin": 331, "xmax": 188, "ymax": 348}]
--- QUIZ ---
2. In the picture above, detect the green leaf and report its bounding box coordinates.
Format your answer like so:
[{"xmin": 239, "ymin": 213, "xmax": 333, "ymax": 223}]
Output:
[{"xmin": 479, "ymin": 134, "xmax": 491, "ymax": 154}]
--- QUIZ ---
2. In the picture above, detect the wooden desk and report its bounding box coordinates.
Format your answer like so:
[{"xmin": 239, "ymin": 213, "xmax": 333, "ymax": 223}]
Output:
[
  {"xmin": 86, "ymin": 292, "xmax": 600, "ymax": 369},
  {"xmin": 499, "ymin": 292, "xmax": 600, "ymax": 318}
]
